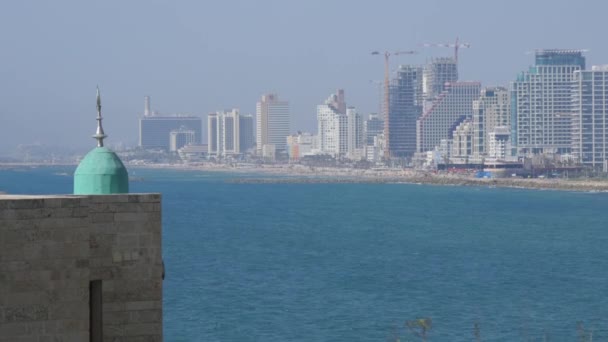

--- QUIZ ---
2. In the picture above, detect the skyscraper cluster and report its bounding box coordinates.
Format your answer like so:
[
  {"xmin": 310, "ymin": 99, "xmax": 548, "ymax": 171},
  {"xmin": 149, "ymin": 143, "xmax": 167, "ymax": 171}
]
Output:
[
  {"xmin": 136, "ymin": 48, "xmax": 608, "ymax": 171},
  {"xmin": 138, "ymin": 94, "xmax": 290, "ymax": 161}
]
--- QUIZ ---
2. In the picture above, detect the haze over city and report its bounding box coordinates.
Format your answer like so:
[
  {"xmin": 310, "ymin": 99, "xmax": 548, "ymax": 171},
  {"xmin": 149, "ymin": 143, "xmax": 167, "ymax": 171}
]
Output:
[{"xmin": 0, "ymin": 0, "xmax": 605, "ymax": 153}]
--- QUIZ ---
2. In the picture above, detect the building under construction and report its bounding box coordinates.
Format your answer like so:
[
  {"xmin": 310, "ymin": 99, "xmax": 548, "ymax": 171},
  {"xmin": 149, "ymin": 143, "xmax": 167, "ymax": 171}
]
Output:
[
  {"xmin": 387, "ymin": 65, "xmax": 423, "ymax": 158},
  {"xmin": 423, "ymin": 57, "xmax": 458, "ymax": 104}
]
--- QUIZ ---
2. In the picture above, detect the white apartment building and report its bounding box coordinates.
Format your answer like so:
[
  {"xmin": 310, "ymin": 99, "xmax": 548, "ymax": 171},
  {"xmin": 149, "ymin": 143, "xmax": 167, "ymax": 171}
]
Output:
[
  {"xmin": 572, "ymin": 66, "xmax": 608, "ymax": 169},
  {"xmin": 316, "ymin": 91, "xmax": 363, "ymax": 158},
  {"xmin": 208, "ymin": 109, "xmax": 240, "ymax": 157},
  {"xmin": 471, "ymin": 87, "xmax": 510, "ymax": 158},
  {"xmin": 512, "ymin": 49, "xmax": 585, "ymax": 155}
]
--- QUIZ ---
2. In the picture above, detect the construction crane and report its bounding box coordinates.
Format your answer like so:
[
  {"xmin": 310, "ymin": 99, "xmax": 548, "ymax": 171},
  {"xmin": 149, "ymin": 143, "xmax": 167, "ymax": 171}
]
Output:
[
  {"xmin": 371, "ymin": 50, "xmax": 417, "ymax": 159},
  {"xmin": 421, "ymin": 37, "xmax": 470, "ymax": 64}
]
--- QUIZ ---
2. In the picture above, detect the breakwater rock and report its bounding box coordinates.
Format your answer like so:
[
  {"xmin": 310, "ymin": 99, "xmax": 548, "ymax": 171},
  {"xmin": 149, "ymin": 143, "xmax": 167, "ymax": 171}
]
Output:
[{"xmin": 228, "ymin": 176, "xmax": 608, "ymax": 192}]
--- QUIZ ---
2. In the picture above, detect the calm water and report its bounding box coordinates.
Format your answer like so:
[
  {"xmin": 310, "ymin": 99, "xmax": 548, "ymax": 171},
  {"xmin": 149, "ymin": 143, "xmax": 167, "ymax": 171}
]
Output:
[{"xmin": 2, "ymin": 166, "xmax": 608, "ymax": 341}]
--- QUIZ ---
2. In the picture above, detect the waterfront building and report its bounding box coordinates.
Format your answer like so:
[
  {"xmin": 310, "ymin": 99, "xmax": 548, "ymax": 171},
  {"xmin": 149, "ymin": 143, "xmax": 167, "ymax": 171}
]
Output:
[
  {"xmin": 346, "ymin": 107, "xmax": 365, "ymax": 160},
  {"xmin": 239, "ymin": 114, "xmax": 255, "ymax": 153},
  {"xmin": 416, "ymin": 82, "xmax": 481, "ymax": 154},
  {"xmin": 451, "ymin": 119, "xmax": 473, "ymax": 158},
  {"xmin": 316, "ymin": 90, "xmax": 363, "ymax": 158},
  {"xmin": 387, "ymin": 65, "xmax": 423, "ymax": 158},
  {"xmin": 471, "ymin": 87, "xmax": 510, "ymax": 158},
  {"xmin": 256, "ymin": 94, "xmax": 290, "ymax": 154},
  {"xmin": 139, "ymin": 115, "xmax": 202, "ymax": 150},
  {"xmin": 287, "ymin": 132, "xmax": 317, "ymax": 162},
  {"xmin": 208, "ymin": 109, "xmax": 241, "ymax": 157},
  {"xmin": 178, "ymin": 144, "xmax": 208, "ymax": 163},
  {"xmin": 317, "ymin": 92, "xmax": 343, "ymax": 156},
  {"xmin": 572, "ymin": 65, "xmax": 608, "ymax": 169},
  {"xmin": 0, "ymin": 89, "xmax": 163, "ymax": 342},
  {"xmin": 511, "ymin": 49, "xmax": 585, "ymax": 155},
  {"xmin": 488, "ymin": 126, "xmax": 511, "ymax": 159},
  {"xmin": 364, "ymin": 113, "xmax": 384, "ymax": 146},
  {"xmin": 169, "ymin": 127, "xmax": 196, "ymax": 152}
]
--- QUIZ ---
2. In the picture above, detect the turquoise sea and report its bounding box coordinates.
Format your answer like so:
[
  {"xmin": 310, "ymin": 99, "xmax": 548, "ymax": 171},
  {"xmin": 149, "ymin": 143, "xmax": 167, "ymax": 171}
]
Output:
[{"xmin": 2, "ymin": 166, "xmax": 608, "ymax": 341}]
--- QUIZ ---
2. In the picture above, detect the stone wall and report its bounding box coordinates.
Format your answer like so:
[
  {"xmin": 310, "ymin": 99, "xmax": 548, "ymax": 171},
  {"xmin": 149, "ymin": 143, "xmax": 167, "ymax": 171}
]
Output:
[{"xmin": 0, "ymin": 193, "xmax": 163, "ymax": 342}]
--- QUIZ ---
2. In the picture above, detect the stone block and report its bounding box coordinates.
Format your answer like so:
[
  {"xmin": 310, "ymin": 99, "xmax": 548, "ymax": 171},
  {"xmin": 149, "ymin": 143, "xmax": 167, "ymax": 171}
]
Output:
[
  {"xmin": 4, "ymin": 304, "xmax": 49, "ymax": 322},
  {"xmin": 71, "ymin": 207, "xmax": 89, "ymax": 218},
  {"xmin": 128, "ymin": 309, "xmax": 161, "ymax": 324},
  {"xmin": 92, "ymin": 213, "xmax": 115, "ymax": 223},
  {"xmin": 59, "ymin": 197, "xmax": 86, "ymax": 208},
  {"xmin": 124, "ymin": 301, "xmax": 161, "ymax": 311},
  {"xmin": 0, "ymin": 291, "xmax": 46, "ymax": 307},
  {"xmin": 103, "ymin": 302, "xmax": 125, "ymax": 312},
  {"xmin": 118, "ymin": 235, "xmax": 139, "ymax": 248},
  {"xmin": 0, "ymin": 209, "xmax": 17, "ymax": 220},
  {"xmin": 103, "ymin": 310, "xmax": 129, "ymax": 325},
  {"xmin": 103, "ymin": 323, "xmax": 125, "ymax": 337},
  {"xmin": 37, "ymin": 217, "xmax": 88, "ymax": 229},
  {"xmin": 7, "ymin": 199, "xmax": 45, "ymax": 210},
  {"xmin": 42, "ymin": 198, "xmax": 63, "ymax": 208},
  {"xmin": 1, "ymin": 243, "xmax": 24, "ymax": 262},
  {"xmin": 44, "ymin": 319, "xmax": 88, "ymax": 334},
  {"xmin": 123, "ymin": 322, "xmax": 162, "ymax": 336},
  {"xmin": 0, "ymin": 321, "xmax": 26, "ymax": 337},
  {"xmin": 48, "ymin": 301, "xmax": 88, "ymax": 320},
  {"xmin": 135, "ymin": 193, "xmax": 161, "ymax": 203},
  {"xmin": 90, "ymin": 266, "xmax": 122, "ymax": 280},
  {"xmin": 88, "ymin": 195, "xmax": 128, "ymax": 203},
  {"xmin": 0, "ymin": 337, "xmax": 39, "ymax": 342},
  {"xmin": 39, "ymin": 332, "xmax": 89, "ymax": 342},
  {"xmin": 114, "ymin": 212, "xmax": 151, "ymax": 222}
]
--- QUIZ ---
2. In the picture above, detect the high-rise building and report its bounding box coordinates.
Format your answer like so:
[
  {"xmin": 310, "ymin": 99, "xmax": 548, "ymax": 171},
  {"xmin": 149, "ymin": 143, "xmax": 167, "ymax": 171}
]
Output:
[
  {"xmin": 364, "ymin": 113, "xmax": 384, "ymax": 146},
  {"xmin": 208, "ymin": 109, "xmax": 241, "ymax": 157},
  {"xmin": 387, "ymin": 65, "xmax": 423, "ymax": 158},
  {"xmin": 317, "ymin": 91, "xmax": 345, "ymax": 157},
  {"xmin": 511, "ymin": 49, "xmax": 585, "ymax": 155},
  {"xmin": 138, "ymin": 96, "xmax": 202, "ymax": 150},
  {"xmin": 423, "ymin": 57, "xmax": 458, "ymax": 103},
  {"xmin": 239, "ymin": 114, "xmax": 255, "ymax": 153},
  {"xmin": 316, "ymin": 91, "xmax": 363, "ymax": 158},
  {"xmin": 346, "ymin": 107, "xmax": 364, "ymax": 159},
  {"xmin": 572, "ymin": 66, "xmax": 608, "ymax": 169},
  {"xmin": 416, "ymin": 82, "xmax": 481, "ymax": 153},
  {"xmin": 139, "ymin": 116, "xmax": 202, "ymax": 150},
  {"xmin": 471, "ymin": 87, "xmax": 510, "ymax": 157},
  {"xmin": 169, "ymin": 127, "xmax": 196, "ymax": 152},
  {"xmin": 256, "ymin": 94, "xmax": 290, "ymax": 154}
]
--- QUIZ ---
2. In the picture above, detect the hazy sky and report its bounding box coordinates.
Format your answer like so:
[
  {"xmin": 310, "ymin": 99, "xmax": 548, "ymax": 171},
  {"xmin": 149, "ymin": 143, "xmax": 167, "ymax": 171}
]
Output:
[{"xmin": 0, "ymin": 0, "xmax": 605, "ymax": 153}]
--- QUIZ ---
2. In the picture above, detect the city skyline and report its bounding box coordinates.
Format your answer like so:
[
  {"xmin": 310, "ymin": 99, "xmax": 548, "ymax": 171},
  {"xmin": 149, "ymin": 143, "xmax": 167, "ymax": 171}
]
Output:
[{"xmin": 1, "ymin": 0, "xmax": 607, "ymax": 154}]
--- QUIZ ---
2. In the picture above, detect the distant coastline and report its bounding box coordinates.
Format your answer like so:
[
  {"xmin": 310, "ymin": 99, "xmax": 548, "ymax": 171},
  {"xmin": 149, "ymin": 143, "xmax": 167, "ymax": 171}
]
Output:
[
  {"xmin": 132, "ymin": 162, "xmax": 608, "ymax": 192},
  {"xmin": 2, "ymin": 162, "xmax": 608, "ymax": 192}
]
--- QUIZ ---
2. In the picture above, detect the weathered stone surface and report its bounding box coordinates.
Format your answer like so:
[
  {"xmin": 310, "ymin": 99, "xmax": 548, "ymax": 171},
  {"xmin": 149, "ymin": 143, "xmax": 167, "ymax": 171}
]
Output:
[
  {"xmin": 4, "ymin": 304, "xmax": 49, "ymax": 322},
  {"xmin": 0, "ymin": 193, "xmax": 163, "ymax": 341}
]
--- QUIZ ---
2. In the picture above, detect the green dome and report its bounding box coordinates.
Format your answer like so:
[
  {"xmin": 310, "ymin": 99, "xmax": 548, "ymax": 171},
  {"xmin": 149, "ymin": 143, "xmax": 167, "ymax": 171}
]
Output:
[{"xmin": 74, "ymin": 147, "xmax": 129, "ymax": 195}]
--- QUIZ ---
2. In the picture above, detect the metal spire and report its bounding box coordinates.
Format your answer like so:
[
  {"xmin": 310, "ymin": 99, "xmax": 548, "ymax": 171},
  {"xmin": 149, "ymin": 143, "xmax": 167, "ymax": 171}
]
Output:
[{"xmin": 93, "ymin": 86, "xmax": 107, "ymax": 147}]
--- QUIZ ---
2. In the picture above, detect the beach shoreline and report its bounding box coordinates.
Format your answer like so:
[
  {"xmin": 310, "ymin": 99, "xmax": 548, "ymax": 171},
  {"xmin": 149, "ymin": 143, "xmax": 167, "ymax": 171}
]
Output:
[{"xmin": 2, "ymin": 161, "xmax": 608, "ymax": 192}]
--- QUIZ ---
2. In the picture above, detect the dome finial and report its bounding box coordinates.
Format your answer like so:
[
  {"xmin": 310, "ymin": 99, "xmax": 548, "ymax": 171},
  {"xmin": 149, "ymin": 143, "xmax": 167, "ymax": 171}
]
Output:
[{"xmin": 93, "ymin": 86, "xmax": 107, "ymax": 147}]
